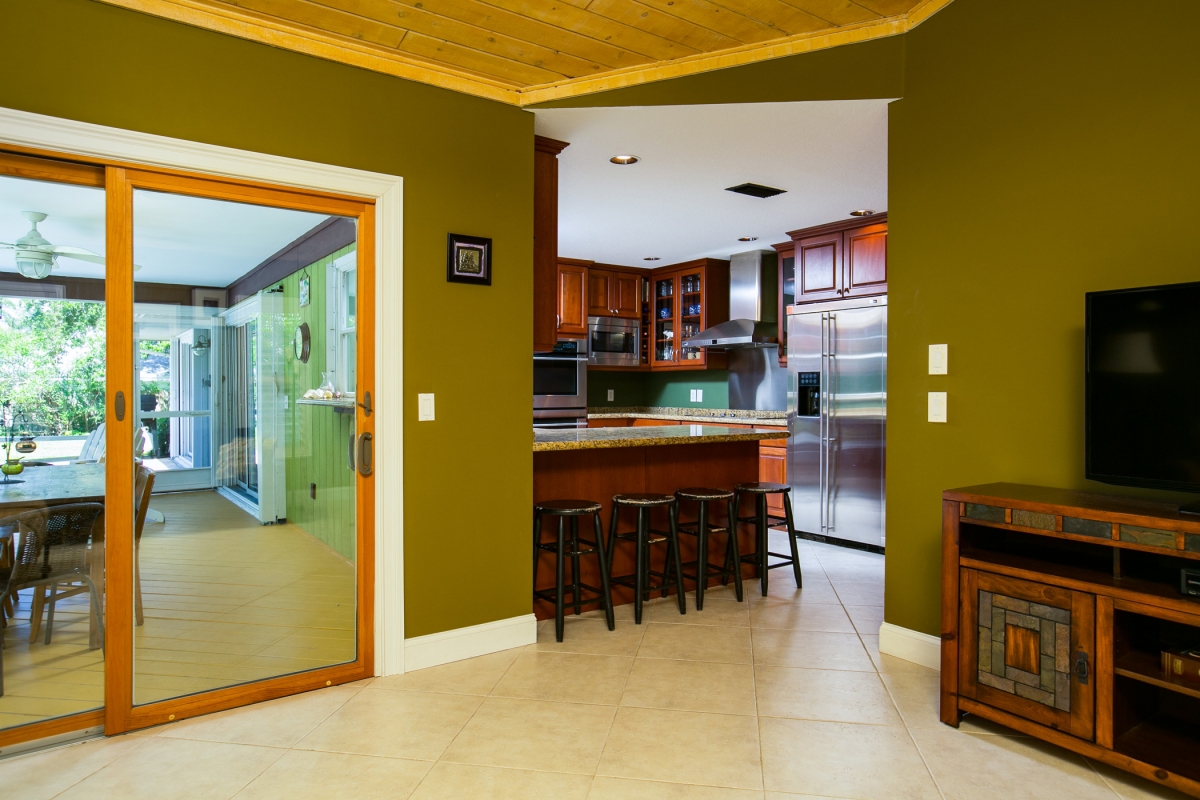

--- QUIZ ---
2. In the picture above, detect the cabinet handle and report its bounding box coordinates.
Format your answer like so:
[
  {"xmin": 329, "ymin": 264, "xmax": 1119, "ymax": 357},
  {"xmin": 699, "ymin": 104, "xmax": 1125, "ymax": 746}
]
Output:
[
  {"xmin": 556, "ymin": 314, "xmax": 561, "ymax": 328},
  {"xmin": 115, "ymin": 391, "xmax": 125, "ymax": 422},
  {"xmin": 1073, "ymin": 650, "xmax": 1090, "ymax": 685}
]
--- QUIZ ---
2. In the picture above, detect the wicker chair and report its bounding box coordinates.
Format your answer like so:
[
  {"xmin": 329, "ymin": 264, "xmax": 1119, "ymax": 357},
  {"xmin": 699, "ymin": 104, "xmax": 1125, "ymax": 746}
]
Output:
[{"xmin": 0, "ymin": 502, "xmax": 104, "ymax": 697}]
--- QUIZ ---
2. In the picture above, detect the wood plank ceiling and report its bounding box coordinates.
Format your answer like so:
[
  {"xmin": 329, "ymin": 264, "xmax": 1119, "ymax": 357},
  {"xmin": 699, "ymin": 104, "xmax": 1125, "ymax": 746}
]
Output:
[{"xmin": 99, "ymin": 0, "xmax": 955, "ymax": 104}]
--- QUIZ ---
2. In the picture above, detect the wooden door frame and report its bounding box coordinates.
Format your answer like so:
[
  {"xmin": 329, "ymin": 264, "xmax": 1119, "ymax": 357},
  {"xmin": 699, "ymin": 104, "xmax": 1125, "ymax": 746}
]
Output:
[{"xmin": 0, "ymin": 106, "xmax": 404, "ymax": 745}]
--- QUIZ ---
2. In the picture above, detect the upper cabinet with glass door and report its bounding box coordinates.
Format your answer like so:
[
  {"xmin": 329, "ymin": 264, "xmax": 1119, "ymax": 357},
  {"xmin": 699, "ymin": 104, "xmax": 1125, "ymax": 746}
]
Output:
[{"xmin": 651, "ymin": 258, "xmax": 730, "ymax": 371}]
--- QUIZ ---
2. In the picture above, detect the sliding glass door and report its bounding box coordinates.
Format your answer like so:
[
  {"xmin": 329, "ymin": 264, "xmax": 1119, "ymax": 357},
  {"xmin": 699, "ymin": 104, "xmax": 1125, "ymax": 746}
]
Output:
[{"xmin": 0, "ymin": 152, "xmax": 375, "ymax": 745}]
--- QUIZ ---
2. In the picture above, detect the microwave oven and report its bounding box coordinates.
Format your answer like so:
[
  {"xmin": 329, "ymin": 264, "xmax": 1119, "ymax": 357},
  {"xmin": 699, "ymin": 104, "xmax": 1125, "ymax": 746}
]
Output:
[{"xmin": 588, "ymin": 317, "xmax": 640, "ymax": 367}]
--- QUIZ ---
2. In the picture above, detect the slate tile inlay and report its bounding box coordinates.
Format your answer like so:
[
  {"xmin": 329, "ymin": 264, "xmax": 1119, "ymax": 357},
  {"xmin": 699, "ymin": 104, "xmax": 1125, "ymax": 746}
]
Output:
[{"xmin": 977, "ymin": 589, "xmax": 1071, "ymax": 711}]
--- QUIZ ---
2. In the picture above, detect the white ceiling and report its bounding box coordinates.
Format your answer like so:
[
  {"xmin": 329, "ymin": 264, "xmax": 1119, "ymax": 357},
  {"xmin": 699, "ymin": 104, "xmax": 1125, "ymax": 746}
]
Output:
[
  {"xmin": 533, "ymin": 100, "xmax": 889, "ymax": 267},
  {"xmin": 0, "ymin": 175, "xmax": 331, "ymax": 287}
]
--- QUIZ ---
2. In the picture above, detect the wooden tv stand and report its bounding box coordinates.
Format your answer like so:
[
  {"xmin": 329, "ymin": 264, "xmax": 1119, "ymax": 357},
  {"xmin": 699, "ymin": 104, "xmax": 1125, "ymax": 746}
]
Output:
[{"xmin": 941, "ymin": 483, "xmax": 1200, "ymax": 798}]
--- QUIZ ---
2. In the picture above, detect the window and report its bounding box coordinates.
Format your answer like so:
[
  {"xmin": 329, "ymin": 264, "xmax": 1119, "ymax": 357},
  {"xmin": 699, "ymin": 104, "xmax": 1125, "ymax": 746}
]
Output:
[{"xmin": 328, "ymin": 251, "xmax": 357, "ymax": 394}]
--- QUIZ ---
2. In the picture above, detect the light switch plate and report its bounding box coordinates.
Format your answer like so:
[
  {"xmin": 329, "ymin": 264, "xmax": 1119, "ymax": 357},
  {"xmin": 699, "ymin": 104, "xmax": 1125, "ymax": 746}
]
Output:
[
  {"xmin": 928, "ymin": 392, "xmax": 947, "ymax": 423},
  {"xmin": 417, "ymin": 393, "xmax": 435, "ymax": 421},
  {"xmin": 607, "ymin": 389, "xmax": 614, "ymax": 401},
  {"xmin": 689, "ymin": 389, "xmax": 703, "ymax": 402},
  {"xmin": 929, "ymin": 344, "xmax": 948, "ymax": 375}
]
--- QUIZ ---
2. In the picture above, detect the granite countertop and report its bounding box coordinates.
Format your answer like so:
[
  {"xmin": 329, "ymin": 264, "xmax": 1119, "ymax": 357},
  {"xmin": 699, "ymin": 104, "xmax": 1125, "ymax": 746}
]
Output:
[
  {"xmin": 587, "ymin": 406, "xmax": 788, "ymax": 426},
  {"xmin": 534, "ymin": 424, "xmax": 788, "ymax": 452}
]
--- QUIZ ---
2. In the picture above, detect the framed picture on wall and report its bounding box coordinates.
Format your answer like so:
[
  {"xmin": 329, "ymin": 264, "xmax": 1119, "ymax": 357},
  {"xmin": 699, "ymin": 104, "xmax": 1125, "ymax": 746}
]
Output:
[
  {"xmin": 191, "ymin": 287, "xmax": 227, "ymax": 309},
  {"xmin": 446, "ymin": 233, "xmax": 492, "ymax": 286},
  {"xmin": 299, "ymin": 275, "xmax": 311, "ymax": 307}
]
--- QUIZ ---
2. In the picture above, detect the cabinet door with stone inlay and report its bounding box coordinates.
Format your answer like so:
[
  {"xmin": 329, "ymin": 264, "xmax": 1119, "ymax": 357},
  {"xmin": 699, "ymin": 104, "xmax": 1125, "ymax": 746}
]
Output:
[{"xmin": 958, "ymin": 569, "xmax": 1095, "ymax": 741}]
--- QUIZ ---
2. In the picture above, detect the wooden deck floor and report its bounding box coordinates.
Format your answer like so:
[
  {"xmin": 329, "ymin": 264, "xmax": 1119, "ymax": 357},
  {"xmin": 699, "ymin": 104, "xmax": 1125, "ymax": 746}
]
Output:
[{"xmin": 0, "ymin": 490, "xmax": 356, "ymax": 732}]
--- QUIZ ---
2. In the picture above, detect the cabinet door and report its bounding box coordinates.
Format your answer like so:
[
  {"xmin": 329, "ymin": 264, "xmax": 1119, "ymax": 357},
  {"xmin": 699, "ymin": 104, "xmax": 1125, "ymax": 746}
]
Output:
[
  {"xmin": 557, "ymin": 263, "xmax": 588, "ymax": 336},
  {"xmin": 843, "ymin": 223, "xmax": 887, "ymax": 298},
  {"xmin": 588, "ymin": 268, "xmax": 614, "ymax": 317},
  {"xmin": 650, "ymin": 272, "xmax": 678, "ymax": 367},
  {"xmin": 613, "ymin": 272, "xmax": 642, "ymax": 318},
  {"xmin": 760, "ymin": 442, "xmax": 787, "ymax": 517},
  {"xmin": 959, "ymin": 570, "xmax": 1095, "ymax": 741},
  {"xmin": 777, "ymin": 247, "xmax": 795, "ymax": 367},
  {"xmin": 795, "ymin": 232, "xmax": 842, "ymax": 303},
  {"xmin": 677, "ymin": 267, "xmax": 706, "ymax": 366}
]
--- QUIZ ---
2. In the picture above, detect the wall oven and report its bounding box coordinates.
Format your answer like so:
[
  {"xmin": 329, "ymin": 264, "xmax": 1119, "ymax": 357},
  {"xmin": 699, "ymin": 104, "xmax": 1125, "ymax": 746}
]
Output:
[
  {"xmin": 534, "ymin": 339, "xmax": 587, "ymax": 411},
  {"xmin": 588, "ymin": 316, "xmax": 640, "ymax": 367}
]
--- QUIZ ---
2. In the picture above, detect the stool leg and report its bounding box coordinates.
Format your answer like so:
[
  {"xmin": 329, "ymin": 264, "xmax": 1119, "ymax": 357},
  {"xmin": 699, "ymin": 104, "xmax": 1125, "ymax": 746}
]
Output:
[
  {"xmin": 555, "ymin": 516, "xmax": 566, "ymax": 643},
  {"xmin": 727, "ymin": 497, "xmax": 744, "ymax": 602},
  {"xmin": 570, "ymin": 515, "xmax": 582, "ymax": 615},
  {"xmin": 532, "ymin": 509, "xmax": 542, "ymax": 602},
  {"xmin": 695, "ymin": 499, "xmax": 708, "ymax": 611},
  {"xmin": 607, "ymin": 503, "xmax": 620, "ymax": 579},
  {"xmin": 757, "ymin": 495, "xmax": 769, "ymax": 597},
  {"xmin": 593, "ymin": 512, "xmax": 615, "ymax": 630},
  {"xmin": 669, "ymin": 502, "xmax": 686, "ymax": 615},
  {"xmin": 784, "ymin": 492, "xmax": 803, "ymax": 588},
  {"xmin": 634, "ymin": 508, "xmax": 646, "ymax": 625}
]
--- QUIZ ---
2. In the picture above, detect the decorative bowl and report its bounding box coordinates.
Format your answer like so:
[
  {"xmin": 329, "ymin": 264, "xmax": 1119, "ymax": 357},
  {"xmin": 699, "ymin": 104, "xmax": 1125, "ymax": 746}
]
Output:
[{"xmin": 2, "ymin": 460, "xmax": 24, "ymax": 476}]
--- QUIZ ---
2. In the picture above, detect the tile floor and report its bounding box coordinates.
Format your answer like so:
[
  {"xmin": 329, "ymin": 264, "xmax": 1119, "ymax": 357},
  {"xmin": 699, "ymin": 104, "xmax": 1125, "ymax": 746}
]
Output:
[{"xmin": 0, "ymin": 536, "xmax": 1190, "ymax": 799}]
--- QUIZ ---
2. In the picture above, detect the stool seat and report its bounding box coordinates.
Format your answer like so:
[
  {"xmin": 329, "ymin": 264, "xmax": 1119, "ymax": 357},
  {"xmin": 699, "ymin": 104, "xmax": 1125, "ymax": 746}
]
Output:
[
  {"xmin": 676, "ymin": 487, "xmax": 734, "ymax": 501},
  {"xmin": 734, "ymin": 482, "xmax": 789, "ymax": 494},
  {"xmin": 613, "ymin": 493, "xmax": 675, "ymax": 507},
  {"xmin": 535, "ymin": 499, "xmax": 603, "ymax": 515}
]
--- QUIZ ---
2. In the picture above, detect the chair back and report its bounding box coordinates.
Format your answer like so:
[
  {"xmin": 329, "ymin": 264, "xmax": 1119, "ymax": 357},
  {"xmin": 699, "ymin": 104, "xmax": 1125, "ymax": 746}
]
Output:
[
  {"xmin": 0, "ymin": 503, "xmax": 104, "ymax": 589},
  {"xmin": 78, "ymin": 424, "xmax": 106, "ymax": 461},
  {"xmin": 134, "ymin": 465, "xmax": 156, "ymax": 545}
]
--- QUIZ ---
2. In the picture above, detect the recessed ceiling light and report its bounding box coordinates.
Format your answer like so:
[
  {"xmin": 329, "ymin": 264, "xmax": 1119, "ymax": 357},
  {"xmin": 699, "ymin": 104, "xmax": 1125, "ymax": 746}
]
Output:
[
  {"xmin": 738, "ymin": 237, "xmax": 758, "ymax": 242},
  {"xmin": 610, "ymin": 155, "xmax": 640, "ymax": 165},
  {"xmin": 643, "ymin": 257, "xmax": 660, "ymax": 261},
  {"xmin": 849, "ymin": 209, "xmax": 876, "ymax": 217}
]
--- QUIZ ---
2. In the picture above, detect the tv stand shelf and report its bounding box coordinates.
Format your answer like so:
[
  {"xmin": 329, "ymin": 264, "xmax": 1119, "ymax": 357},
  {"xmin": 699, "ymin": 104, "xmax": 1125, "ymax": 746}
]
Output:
[{"xmin": 942, "ymin": 483, "xmax": 1200, "ymax": 798}]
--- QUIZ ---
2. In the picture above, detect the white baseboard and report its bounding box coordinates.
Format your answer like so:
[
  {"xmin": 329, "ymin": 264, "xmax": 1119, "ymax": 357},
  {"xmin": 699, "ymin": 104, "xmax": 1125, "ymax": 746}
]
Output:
[
  {"xmin": 403, "ymin": 614, "xmax": 537, "ymax": 672},
  {"xmin": 878, "ymin": 622, "xmax": 941, "ymax": 671}
]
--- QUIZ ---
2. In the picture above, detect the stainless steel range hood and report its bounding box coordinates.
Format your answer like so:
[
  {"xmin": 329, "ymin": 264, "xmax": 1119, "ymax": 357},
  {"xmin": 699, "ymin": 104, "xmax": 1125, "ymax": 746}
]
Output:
[{"xmin": 683, "ymin": 250, "xmax": 778, "ymax": 349}]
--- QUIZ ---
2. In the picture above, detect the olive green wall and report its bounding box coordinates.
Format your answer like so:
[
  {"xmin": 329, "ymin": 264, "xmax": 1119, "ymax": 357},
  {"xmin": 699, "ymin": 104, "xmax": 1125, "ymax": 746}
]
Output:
[
  {"xmin": 0, "ymin": 0, "xmax": 534, "ymax": 638},
  {"xmin": 886, "ymin": 0, "xmax": 1200, "ymax": 635}
]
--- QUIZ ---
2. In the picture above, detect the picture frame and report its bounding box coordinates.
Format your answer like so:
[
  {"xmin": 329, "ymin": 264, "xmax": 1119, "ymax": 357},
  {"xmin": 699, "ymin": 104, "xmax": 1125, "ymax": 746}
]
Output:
[
  {"xmin": 299, "ymin": 275, "xmax": 311, "ymax": 307},
  {"xmin": 446, "ymin": 233, "xmax": 492, "ymax": 286}
]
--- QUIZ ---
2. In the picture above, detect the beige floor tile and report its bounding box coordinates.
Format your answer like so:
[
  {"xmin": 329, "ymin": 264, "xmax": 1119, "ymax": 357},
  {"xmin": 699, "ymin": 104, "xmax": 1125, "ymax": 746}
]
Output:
[
  {"xmin": 370, "ymin": 649, "xmax": 520, "ymax": 695},
  {"xmin": 637, "ymin": 624, "xmax": 753, "ymax": 664},
  {"xmin": 234, "ymin": 750, "xmax": 432, "ymax": 799},
  {"xmin": 859, "ymin": 634, "xmax": 937, "ymax": 675},
  {"xmin": 1086, "ymin": 758, "xmax": 1196, "ymax": 800},
  {"xmin": 440, "ymin": 697, "xmax": 615, "ymax": 774},
  {"xmin": 748, "ymin": 582, "xmax": 842, "ymax": 606},
  {"xmin": 909, "ymin": 724, "xmax": 1118, "ymax": 800},
  {"xmin": 621, "ymin": 658, "xmax": 756, "ymax": 715},
  {"xmin": 642, "ymin": 597, "xmax": 750, "ymax": 627},
  {"xmin": 598, "ymin": 706, "xmax": 762, "ymax": 790},
  {"xmin": 764, "ymin": 794, "xmax": 856, "ymax": 800},
  {"xmin": 490, "ymin": 651, "xmax": 633, "ymax": 705},
  {"xmin": 760, "ymin": 717, "xmax": 939, "ymax": 799},
  {"xmin": 749, "ymin": 602, "xmax": 855, "ymax": 633},
  {"xmin": 828, "ymin": 582, "xmax": 884, "ymax": 607},
  {"xmin": 841, "ymin": 606, "xmax": 883, "ymax": 636},
  {"xmin": 295, "ymin": 690, "xmax": 482, "ymax": 760},
  {"xmin": 751, "ymin": 630, "xmax": 874, "ymax": 672},
  {"xmin": 0, "ymin": 735, "xmax": 149, "ymax": 800},
  {"xmin": 590, "ymin": 776, "xmax": 765, "ymax": 799},
  {"xmin": 536, "ymin": 617, "xmax": 646, "ymax": 657},
  {"xmin": 879, "ymin": 670, "xmax": 942, "ymax": 729},
  {"xmin": 755, "ymin": 666, "xmax": 901, "ymax": 726},
  {"xmin": 56, "ymin": 737, "xmax": 285, "ymax": 800},
  {"xmin": 159, "ymin": 686, "xmax": 357, "ymax": 747},
  {"xmin": 410, "ymin": 763, "xmax": 592, "ymax": 799}
]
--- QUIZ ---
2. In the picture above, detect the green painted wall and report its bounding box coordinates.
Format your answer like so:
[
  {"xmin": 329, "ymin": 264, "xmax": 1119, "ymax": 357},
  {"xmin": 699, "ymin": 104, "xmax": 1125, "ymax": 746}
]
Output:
[
  {"xmin": 280, "ymin": 246, "xmax": 356, "ymax": 561},
  {"xmin": 0, "ymin": 0, "xmax": 534, "ymax": 638},
  {"xmin": 586, "ymin": 370, "xmax": 730, "ymax": 409}
]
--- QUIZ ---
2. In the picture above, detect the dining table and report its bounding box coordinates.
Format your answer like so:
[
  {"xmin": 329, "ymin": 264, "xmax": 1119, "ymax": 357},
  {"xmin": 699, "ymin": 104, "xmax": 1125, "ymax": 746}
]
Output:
[{"xmin": 0, "ymin": 463, "xmax": 107, "ymax": 649}]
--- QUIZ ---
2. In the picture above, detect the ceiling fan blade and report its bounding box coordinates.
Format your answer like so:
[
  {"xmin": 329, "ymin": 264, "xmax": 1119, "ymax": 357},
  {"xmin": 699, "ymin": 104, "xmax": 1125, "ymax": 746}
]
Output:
[
  {"xmin": 50, "ymin": 245, "xmax": 102, "ymax": 257},
  {"xmin": 55, "ymin": 251, "xmax": 144, "ymax": 272},
  {"xmin": 0, "ymin": 243, "xmax": 16, "ymax": 248}
]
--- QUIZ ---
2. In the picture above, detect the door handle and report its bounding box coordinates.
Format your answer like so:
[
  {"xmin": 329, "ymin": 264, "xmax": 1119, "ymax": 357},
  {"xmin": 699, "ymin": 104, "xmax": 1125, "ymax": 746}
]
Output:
[
  {"xmin": 115, "ymin": 391, "xmax": 126, "ymax": 422},
  {"xmin": 357, "ymin": 432, "xmax": 373, "ymax": 477},
  {"xmin": 358, "ymin": 390, "xmax": 373, "ymax": 417}
]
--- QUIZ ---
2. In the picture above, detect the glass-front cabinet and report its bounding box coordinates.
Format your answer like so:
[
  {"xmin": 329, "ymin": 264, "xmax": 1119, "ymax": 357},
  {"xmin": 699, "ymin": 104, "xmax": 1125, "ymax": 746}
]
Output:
[
  {"xmin": 652, "ymin": 274, "xmax": 675, "ymax": 366},
  {"xmin": 649, "ymin": 259, "xmax": 729, "ymax": 370}
]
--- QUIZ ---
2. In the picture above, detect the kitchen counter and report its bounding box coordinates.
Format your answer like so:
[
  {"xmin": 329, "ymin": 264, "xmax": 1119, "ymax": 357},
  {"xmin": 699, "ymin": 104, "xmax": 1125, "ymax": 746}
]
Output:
[
  {"xmin": 587, "ymin": 406, "xmax": 787, "ymax": 427},
  {"xmin": 533, "ymin": 424, "xmax": 787, "ymax": 452}
]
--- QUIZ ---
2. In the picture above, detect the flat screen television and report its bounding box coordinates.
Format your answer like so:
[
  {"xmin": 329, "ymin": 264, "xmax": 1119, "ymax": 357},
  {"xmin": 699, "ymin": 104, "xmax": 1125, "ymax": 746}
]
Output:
[{"xmin": 1086, "ymin": 281, "xmax": 1200, "ymax": 501}]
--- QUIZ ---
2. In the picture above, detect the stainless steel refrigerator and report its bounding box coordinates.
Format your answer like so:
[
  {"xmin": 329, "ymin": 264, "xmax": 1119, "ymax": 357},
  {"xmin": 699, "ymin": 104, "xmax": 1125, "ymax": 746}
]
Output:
[{"xmin": 787, "ymin": 296, "xmax": 886, "ymax": 548}]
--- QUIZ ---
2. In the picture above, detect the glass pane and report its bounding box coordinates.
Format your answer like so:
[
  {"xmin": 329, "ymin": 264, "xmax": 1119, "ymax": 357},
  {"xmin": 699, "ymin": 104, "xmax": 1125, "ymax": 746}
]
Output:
[
  {"xmin": 132, "ymin": 189, "xmax": 357, "ymax": 705},
  {"xmin": 0, "ymin": 173, "xmax": 106, "ymax": 732},
  {"xmin": 681, "ymin": 271, "xmax": 703, "ymax": 362},
  {"xmin": 655, "ymin": 277, "xmax": 674, "ymax": 362}
]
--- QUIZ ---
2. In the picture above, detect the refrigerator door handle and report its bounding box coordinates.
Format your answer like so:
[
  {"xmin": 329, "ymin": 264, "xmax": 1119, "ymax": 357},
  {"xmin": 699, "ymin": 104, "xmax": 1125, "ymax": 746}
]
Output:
[
  {"xmin": 820, "ymin": 312, "xmax": 829, "ymax": 532},
  {"xmin": 827, "ymin": 313, "xmax": 838, "ymax": 533}
]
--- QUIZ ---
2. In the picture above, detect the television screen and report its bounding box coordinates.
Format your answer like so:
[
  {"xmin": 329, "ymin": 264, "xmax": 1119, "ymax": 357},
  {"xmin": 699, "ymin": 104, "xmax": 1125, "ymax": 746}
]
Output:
[{"xmin": 1086, "ymin": 281, "xmax": 1200, "ymax": 493}]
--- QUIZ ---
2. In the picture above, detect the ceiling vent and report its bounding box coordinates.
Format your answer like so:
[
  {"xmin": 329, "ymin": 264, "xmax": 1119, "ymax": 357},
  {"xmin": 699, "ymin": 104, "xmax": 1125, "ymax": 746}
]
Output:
[{"xmin": 725, "ymin": 183, "xmax": 787, "ymax": 199}]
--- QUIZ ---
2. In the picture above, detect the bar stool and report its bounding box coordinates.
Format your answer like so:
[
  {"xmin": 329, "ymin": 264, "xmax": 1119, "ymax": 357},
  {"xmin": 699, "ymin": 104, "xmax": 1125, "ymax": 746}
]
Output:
[
  {"xmin": 733, "ymin": 482, "xmax": 803, "ymax": 596},
  {"xmin": 533, "ymin": 500, "xmax": 615, "ymax": 643},
  {"xmin": 674, "ymin": 487, "xmax": 743, "ymax": 609},
  {"xmin": 607, "ymin": 493, "xmax": 685, "ymax": 624}
]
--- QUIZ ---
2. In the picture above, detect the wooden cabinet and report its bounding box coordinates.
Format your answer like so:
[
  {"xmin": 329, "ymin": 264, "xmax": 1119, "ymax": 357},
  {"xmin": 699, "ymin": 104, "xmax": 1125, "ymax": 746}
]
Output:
[
  {"xmin": 942, "ymin": 484, "xmax": 1200, "ymax": 798},
  {"xmin": 556, "ymin": 259, "xmax": 588, "ymax": 336},
  {"xmin": 534, "ymin": 136, "xmax": 569, "ymax": 352},
  {"xmin": 650, "ymin": 259, "xmax": 729, "ymax": 370},
  {"xmin": 843, "ymin": 222, "xmax": 888, "ymax": 298},
  {"xmin": 588, "ymin": 266, "xmax": 642, "ymax": 319},
  {"xmin": 759, "ymin": 438, "xmax": 787, "ymax": 517},
  {"xmin": 772, "ymin": 242, "xmax": 795, "ymax": 368},
  {"xmin": 795, "ymin": 231, "xmax": 843, "ymax": 304}
]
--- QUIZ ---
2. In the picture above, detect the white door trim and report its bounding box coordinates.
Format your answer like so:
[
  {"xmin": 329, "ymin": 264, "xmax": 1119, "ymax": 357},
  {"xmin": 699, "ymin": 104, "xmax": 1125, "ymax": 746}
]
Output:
[{"xmin": 0, "ymin": 105, "xmax": 406, "ymax": 676}]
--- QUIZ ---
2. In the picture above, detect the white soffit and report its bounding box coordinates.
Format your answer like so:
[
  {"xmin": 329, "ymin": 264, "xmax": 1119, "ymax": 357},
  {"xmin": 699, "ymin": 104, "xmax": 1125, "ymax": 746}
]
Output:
[{"xmin": 533, "ymin": 100, "xmax": 890, "ymax": 267}]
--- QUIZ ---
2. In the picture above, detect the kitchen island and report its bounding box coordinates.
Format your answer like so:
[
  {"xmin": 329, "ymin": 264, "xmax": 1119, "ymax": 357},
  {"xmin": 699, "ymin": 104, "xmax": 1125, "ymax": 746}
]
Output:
[{"xmin": 533, "ymin": 424, "xmax": 788, "ymax": 619}]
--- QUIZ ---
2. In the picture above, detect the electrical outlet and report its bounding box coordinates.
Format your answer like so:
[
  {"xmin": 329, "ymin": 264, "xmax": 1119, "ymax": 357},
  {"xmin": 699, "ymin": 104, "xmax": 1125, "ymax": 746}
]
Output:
[
  {"xmin": 689, "ymin": 389, "xmax": 704, "ymax": 402},
  {"xmin": 928, "ymin": 392, "xmax": 947, "ymax": 423},
  {"xmin": 607, "ymin": 389, "xmax": 614, "ymax": 402},
  {"xmin": 418, "ymin": 393, "xmax": 435, "ymax": 421},
  {"xmin": 929, "ymin": 344, "xmax": 948, "ymax": 375}
]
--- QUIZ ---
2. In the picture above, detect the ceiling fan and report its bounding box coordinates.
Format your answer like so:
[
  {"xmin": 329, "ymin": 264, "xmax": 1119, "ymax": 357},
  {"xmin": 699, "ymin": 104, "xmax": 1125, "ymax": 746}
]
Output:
[{"xmin": 0, "ymin": 211, "xmax": 140, "ymax": 279}]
